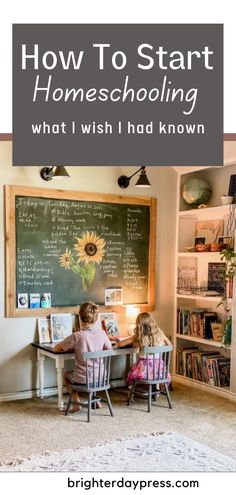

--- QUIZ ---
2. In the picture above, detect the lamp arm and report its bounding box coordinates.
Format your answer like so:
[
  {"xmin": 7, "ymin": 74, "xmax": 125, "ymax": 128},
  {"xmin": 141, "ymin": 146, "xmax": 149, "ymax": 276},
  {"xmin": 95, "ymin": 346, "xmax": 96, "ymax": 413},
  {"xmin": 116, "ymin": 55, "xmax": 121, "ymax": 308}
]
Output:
[{"xmin": 128, "ymin": 166, "xmax": 145, "ymax": 180}]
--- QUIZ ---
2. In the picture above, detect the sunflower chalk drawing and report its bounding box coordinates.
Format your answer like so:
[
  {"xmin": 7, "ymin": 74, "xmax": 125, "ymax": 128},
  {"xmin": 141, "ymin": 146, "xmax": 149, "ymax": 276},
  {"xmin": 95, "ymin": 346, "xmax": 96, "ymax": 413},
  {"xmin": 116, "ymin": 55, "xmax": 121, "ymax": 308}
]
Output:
[{"xmin": 59, "ymin": 231, "xmax": 106, "ymax": 291}]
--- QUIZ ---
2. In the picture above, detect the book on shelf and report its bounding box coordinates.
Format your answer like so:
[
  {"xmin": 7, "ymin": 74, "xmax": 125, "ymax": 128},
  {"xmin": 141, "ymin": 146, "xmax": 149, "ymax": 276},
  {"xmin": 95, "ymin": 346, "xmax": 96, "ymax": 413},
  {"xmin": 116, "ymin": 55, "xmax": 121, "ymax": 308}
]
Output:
[
  {"xmin": 191, "ymin": 351, "xmax": 204, "ymax": 382},
  {"xmin": 199, "ymin": 352, "xmax": 221, "ymax": 383},
  {"xmin": 227, "ymin": 277, "xmax": 233, "ymax": 299},
  {"xmin": 211, "ymin": 357, "xmax": 220, "ymax": 387},
  {"xmin": 217, "ymin": 357, "xmax": 231, "ymax": 387},
  {"xmin": 181, "ymin": 347, "xmax": 199, "ymax": 377},
  {"xmin": 207, "ymin": 262, "xmax": 225, "ymax": 295},
  {"xmin": 205, "ymin": 356, "xmax": 231, "ymax": 387},
  {"xmin": 206, "ymin": 357, "xmax": 218, "ymax": 386},
  {"xmin": 177, "ymin": 346, "xmax": 230, "ymax": 388},
  {"xmin": 202, "ymin": 312, "xmax": 218, "ymax": 339},
  {"xmin": 177, "ymin": 307, "xmax": 191, "ymax": 335},
  {"xmin": 189, "ymin": 309, "xmax": 205, "ymax": 338},
  {"xmin": 189, "ymin": 350, "xmax": 218, "ymax": 383},
  {"xmin": 177, "ymin": 307, "xmax": 218, "ymax": 339}
]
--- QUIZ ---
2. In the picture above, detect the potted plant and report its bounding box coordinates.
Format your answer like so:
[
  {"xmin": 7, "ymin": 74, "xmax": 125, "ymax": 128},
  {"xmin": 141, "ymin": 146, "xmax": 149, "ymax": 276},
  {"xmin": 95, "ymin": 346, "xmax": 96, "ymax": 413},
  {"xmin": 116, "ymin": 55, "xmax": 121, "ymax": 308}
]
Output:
[{"xmin": 217, "ymin": 247, "xmax": 236, "ymax": 345}]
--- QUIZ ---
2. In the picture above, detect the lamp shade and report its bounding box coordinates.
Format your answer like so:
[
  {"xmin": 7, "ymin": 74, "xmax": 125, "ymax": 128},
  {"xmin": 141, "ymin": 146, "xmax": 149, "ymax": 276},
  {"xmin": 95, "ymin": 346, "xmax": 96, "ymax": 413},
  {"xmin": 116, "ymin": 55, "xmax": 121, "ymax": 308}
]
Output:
[
  {"xmin": 135, "ymin": 168, "xmax": 151, "ymax": 187},
  {"xmin": 53, "ymin": 166, "xmax": 70, "ymax": 178}
]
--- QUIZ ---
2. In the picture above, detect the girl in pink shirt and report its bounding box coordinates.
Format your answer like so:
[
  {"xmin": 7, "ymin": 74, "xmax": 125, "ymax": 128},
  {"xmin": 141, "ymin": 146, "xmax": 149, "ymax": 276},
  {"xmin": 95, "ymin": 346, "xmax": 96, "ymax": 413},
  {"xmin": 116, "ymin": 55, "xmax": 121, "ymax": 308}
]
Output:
[{"xmin": 55, "ymin": 302, "xmax": 111, "ymax": 412}]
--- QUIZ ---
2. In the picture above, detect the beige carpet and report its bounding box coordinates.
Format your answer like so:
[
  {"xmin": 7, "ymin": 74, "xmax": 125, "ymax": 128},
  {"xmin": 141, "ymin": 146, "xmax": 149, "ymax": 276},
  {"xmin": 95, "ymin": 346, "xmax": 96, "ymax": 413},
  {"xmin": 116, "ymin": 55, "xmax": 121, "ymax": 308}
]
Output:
[{"xmin": 0, "ymin": 382, "xmax": 236, "ymax": 464}]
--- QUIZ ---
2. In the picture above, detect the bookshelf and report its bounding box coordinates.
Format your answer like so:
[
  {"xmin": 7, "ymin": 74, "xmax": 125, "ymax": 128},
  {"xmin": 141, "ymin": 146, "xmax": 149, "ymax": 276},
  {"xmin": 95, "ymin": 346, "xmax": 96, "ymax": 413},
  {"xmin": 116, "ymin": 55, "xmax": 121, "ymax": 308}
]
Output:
[{"xmin": 173, "ymin": 164, "xmax": 236, "ymax": 399}]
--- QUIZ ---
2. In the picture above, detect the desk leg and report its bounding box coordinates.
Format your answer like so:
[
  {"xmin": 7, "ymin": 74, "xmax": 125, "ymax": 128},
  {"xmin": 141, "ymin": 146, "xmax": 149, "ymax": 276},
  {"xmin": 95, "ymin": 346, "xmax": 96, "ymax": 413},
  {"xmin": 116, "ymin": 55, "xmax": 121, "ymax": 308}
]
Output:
[
  {"xmin": 37, "ymin": 350, "xmax": 45, "ymax": 399},
  {"xmin": 36, "ymin": 349, "xmax": 40, "ymax": 398},
  {"xmin": 55, "ymin": 355, "xmax": 65, "ymax": 411}
]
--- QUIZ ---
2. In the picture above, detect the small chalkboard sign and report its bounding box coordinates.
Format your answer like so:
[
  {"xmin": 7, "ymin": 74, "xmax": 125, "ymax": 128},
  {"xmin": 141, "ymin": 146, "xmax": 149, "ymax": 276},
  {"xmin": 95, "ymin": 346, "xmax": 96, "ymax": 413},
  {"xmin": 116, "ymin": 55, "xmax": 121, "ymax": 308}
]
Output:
[{"xmin": 207, "ymin": 262, "xmax": 225, "ymax": 294}]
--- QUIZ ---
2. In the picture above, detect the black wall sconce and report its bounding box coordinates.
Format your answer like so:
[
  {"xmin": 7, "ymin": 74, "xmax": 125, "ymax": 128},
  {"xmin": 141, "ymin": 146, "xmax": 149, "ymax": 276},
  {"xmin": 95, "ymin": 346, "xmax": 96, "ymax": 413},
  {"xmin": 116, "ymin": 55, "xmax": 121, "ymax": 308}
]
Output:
[
  {"xmin": 40, "ymin": 166, "xmax": 70, "ymax": 181},
  {"xmin": 118, "ymin": 166, "xmax": 151, "ymax": 189}
]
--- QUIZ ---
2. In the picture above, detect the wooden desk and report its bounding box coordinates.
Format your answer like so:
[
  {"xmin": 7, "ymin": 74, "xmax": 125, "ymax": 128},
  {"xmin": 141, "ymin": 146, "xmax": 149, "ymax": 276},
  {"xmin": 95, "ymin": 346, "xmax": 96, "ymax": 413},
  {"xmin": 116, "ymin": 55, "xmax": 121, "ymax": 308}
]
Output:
[{"xmin": 32, "ymin": 343, "xmax": 135, "ymax": 411}]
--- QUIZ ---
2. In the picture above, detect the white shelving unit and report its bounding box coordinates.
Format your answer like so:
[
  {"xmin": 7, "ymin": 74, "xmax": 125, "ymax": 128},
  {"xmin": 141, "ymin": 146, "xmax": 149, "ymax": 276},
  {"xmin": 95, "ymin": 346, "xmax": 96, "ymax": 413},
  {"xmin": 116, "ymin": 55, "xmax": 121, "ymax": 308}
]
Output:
[
  {"xmin": 173, "ymin": 165, "xmax": 236, "ymax": 400},
  {"xmin": 176, "ymin": 333, "xmax": 229, "ymax": 348}
]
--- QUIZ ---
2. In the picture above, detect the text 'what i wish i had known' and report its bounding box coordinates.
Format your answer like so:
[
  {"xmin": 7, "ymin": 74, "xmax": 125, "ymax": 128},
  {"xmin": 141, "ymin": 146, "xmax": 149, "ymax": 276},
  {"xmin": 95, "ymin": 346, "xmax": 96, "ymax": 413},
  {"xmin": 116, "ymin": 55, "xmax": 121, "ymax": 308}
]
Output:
[{"xmin": 31, "ymin": 120, "xmax": 205, "ymax": 136}]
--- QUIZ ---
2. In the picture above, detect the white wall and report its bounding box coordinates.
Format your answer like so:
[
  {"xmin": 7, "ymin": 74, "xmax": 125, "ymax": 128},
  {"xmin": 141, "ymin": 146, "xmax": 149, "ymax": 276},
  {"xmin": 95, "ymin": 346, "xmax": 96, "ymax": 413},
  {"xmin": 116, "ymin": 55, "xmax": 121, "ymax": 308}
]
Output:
[{"xmin": 0, "ymin": 141, "xmax": 178, "ymax": 395}]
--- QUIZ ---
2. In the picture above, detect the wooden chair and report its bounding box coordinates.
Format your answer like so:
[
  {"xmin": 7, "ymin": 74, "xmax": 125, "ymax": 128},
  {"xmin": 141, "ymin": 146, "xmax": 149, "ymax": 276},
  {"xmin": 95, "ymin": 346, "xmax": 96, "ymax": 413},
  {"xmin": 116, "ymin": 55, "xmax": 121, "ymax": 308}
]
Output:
[
  {"xmin": 65, "ymin": 349, "xmax": 114, "ymax": 422},
  {"xmin": 127, "ymin": 345, "xmax": 173, "ymax": 412}
]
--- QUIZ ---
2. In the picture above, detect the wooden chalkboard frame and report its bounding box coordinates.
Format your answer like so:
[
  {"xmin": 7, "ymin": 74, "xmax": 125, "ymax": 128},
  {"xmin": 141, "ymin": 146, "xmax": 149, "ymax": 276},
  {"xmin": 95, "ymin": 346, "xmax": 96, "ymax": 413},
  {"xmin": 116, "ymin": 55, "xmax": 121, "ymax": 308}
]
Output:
[{"xmin": 5, "ymin": 185, "xmax": 156, "ymax": 317}]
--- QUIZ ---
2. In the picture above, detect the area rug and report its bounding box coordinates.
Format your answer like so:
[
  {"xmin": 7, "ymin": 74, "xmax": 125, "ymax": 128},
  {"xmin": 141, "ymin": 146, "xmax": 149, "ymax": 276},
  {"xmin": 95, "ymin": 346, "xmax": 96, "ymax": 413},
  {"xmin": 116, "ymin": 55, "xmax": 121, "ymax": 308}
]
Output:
[{"xmin": 1, "ymin": 432, "xmax": 236, "ymax": 472}]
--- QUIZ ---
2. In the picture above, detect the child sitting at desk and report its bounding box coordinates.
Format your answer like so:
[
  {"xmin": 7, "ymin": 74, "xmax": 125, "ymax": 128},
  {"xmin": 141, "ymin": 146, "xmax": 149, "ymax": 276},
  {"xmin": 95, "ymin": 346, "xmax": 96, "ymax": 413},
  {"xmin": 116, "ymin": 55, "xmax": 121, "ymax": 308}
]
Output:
[
  {"xmin": 115, "ymin": 311, "xmax": 171, "ymax": 386},
  {"xmin": 54, "ymin": 302, "xmax": 112, "ymax": 412}
]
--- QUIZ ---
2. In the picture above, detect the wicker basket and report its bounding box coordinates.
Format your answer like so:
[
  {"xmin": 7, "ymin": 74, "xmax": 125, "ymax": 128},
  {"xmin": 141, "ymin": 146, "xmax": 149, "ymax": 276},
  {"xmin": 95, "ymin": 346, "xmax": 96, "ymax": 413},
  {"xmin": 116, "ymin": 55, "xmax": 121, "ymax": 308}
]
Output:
[{"xmin": 210, "ymin": 322, "xmax": 224, "ymax": 342}]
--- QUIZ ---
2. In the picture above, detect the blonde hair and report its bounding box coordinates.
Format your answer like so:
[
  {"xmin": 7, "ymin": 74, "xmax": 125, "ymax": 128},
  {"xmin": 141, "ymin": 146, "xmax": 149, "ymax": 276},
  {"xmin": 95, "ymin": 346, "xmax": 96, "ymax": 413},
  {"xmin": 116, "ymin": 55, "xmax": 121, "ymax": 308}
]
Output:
[
  {"xmin": 79, "ymin": 302, "xmax": 98, "ymax": 325},
  {"xmin": 134, "ymin": 312, "xmax": 165, "ymax": 350}
]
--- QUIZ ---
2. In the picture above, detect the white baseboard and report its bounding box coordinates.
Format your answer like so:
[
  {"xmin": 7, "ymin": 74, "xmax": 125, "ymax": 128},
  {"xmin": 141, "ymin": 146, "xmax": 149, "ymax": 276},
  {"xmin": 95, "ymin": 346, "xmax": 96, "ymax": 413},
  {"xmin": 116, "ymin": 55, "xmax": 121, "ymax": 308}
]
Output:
[
  {"xmin": 0, "ymin": 387, "xmax": 59, "ymax": 402},
  {"xmin": 0, "ymin": 380, "xmax": 125, "ymax": 403}
]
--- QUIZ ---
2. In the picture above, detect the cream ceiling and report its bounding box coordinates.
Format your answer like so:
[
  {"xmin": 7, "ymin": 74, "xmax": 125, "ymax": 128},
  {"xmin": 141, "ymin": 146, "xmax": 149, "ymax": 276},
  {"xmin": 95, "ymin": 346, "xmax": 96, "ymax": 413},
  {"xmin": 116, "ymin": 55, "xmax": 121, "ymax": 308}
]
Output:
[{"xmin": 173, "ymin": 140, "xmax": 236, "ymax": 174}]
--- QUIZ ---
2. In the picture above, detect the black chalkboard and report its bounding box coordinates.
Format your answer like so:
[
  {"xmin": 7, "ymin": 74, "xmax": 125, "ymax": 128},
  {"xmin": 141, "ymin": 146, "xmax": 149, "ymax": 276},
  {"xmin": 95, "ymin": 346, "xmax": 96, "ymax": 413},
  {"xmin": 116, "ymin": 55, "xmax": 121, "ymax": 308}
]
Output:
[{"xmin": 15, "ymin": 194, "xmax": 152, "ymax": 308}]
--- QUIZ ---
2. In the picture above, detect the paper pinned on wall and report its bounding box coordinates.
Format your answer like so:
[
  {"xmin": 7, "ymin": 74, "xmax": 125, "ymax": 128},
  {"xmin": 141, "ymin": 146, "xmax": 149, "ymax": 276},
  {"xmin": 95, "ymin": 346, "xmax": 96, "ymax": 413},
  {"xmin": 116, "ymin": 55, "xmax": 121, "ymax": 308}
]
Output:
[{"xmin": 105, "ymin": 287, "xmax": 123, "ymax": 305}]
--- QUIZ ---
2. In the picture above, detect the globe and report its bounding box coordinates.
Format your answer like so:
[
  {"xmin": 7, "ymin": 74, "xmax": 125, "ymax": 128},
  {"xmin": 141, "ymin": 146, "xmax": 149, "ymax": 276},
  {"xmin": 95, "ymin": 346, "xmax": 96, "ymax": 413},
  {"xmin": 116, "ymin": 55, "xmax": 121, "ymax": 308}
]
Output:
[{"xmin": 182, "ymin": 178, "xmax": 212, "ymax": 207}]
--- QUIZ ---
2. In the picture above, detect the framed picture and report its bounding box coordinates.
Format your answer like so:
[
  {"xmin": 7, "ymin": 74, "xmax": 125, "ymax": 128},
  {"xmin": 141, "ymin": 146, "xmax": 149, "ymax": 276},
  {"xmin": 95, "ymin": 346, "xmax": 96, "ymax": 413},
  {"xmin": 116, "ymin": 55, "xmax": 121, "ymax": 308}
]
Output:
[
  {"xmin": 50, "ymin": 313, "xmax": 72, "ymax": 342},
  {"xmin": 218, "ymin": 236, "xmax": 233, "ymax": 249},
  {"xmin": 99, "ymin": 312, "xmax": 119, "ymax": 337},
  {"xmin": 105, "ymin": 287, "xmax": 123, "ymax": 305},
  {"xmin": 37, "ymin": 316, "xmax": 51, "ymax": 343},
  {"xmin": 195, "ymin": 220, "xmax": 224, "ymax": 244},
  {"xmin": 194, "ymin": 236, "xmax": 206, "ymax": 246}
]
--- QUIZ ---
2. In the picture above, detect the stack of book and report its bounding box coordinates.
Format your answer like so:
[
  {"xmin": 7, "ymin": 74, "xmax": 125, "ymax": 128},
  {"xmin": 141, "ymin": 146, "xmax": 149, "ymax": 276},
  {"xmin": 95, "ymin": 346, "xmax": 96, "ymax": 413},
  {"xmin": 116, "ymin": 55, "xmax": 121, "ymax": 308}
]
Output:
[
  {"xmin": 176, "ymin": 347, "xmax": 230, "ymax": 387},
  {"xmin": 177, "ymin": 307, "xmax": 218, "ymax": 339}
]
